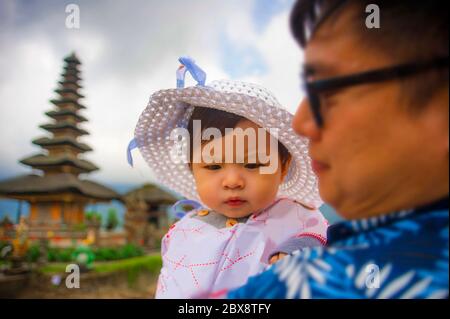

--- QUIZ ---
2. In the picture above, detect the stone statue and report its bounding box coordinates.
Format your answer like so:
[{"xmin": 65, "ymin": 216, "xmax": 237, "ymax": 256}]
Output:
[{"xmin": 12, "ymin": 216, "xmax": 29, "ymax": 258}]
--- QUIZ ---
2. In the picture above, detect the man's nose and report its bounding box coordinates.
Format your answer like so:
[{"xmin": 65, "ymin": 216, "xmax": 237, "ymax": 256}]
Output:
[
  {"xmin": 222, "ymin": 167, "xmax": 245, "ymax": 190},
  {"xmin": 292, "ymin": 98, "xmax": 321, "ymax": 141}
]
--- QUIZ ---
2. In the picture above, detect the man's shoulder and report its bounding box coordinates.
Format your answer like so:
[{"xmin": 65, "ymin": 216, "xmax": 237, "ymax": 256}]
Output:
[
  {"xmin": 228, "ymin": 205, "xmax": 449, "ymax": 299},
  {"xmin": 229, "ymin": 239, "xmax": 448, "ymax": 299}
]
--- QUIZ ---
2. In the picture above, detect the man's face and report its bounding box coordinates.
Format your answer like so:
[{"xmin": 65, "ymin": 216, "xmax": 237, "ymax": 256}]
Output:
[{"xmin": 292, "ymin": 7, "xmax": 449, "ymax": 218}]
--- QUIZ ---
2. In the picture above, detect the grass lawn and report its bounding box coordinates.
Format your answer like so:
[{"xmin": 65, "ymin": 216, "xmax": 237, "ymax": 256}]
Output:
[{"xmin": 38, "ymin": 254, "xmax": 162, "ymax": 275}]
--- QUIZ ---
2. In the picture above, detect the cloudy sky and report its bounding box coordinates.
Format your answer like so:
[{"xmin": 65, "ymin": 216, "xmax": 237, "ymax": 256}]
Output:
[{"xmin": 0, "ymin": 0, "xmax": 307, "ymax": 192}]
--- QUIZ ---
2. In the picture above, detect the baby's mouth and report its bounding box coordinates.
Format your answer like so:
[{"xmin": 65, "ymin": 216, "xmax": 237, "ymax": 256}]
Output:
[{"xmin": 224, "ymin": 197, "xmax": 247, "ymax": 207}]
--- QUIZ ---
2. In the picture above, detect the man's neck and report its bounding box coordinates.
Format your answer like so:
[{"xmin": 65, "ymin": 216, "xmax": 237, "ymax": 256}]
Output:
[{"xmin": 339, "ymin": 186, "xmax": 449, "ymax": 220}]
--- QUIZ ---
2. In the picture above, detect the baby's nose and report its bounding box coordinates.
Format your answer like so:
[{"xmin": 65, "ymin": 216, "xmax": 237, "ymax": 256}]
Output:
[{"xmin": 222, "ymin": 169, "xmax": 244, "ymax": 189}]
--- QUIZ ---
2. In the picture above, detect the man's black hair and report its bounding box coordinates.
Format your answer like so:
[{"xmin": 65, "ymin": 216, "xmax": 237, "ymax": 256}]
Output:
[{"xmin": 290, "ymin": 0, "xmax": 448, "ymax": 108}]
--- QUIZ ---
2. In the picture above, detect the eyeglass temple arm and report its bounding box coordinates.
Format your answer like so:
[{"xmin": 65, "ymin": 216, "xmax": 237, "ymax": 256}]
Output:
[{"xmin": 307, "ymin": 57, "xmax": 449, "ymax": 92}]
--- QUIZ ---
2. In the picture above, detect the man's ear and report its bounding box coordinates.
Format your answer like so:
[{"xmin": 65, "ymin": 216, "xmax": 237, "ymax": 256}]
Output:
[{"xmin": 280, "ymin": 156, "xmax": 292, "ymax": 182}]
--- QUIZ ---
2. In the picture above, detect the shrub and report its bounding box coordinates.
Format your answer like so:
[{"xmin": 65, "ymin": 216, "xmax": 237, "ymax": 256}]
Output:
[
  {"xmin": 93, "ymin": 244, "xmax": 144, "ymax": 261},
  {"xmin": 118, "ymin": 244, "xmax": 144, "ymax": 259},
  {"xmin": 43, "ymin": 244, "xmax": 145, "ymax": 262},
  {"xmin": 47, "ymin": 247, "xmax": 75, "ymax": 262},
  {"xmin": 25, "ymin": 244, "xmax": 41, "ymax": 263},
  {"xmin": 94, "ymin": 247, "xmax": 118, "ymax": 261},
  {"xmin": 105, "ymin": 209, "xmax": 119, "ymax": 231},
  {"xmin": 85, "ymin": 211, "xmax": 102, "ymax": 224}
]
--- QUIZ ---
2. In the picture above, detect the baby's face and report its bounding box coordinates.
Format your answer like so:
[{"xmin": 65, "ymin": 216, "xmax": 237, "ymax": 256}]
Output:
[{"xmin": 191, "ymin": 120, "xmax": 288, "ymax": 219}]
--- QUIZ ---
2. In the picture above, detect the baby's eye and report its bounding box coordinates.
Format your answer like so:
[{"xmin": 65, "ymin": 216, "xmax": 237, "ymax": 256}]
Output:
[
  {"xmin": 203, "ymin": 164, "xmax": 222, "ymax": 170},
  {"xmin": 244, "ymin": 163, "xmax": 265, "ymax": 169}
]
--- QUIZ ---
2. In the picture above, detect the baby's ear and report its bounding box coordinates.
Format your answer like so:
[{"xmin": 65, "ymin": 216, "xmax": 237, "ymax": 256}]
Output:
[{"xmin": 280, "ymin": 156, "xmax": 292, "ymax": 181}]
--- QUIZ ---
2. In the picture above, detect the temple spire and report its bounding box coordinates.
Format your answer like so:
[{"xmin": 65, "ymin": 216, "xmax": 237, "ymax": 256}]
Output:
[
  {"xmin": 20, "ymin": 52, "xmax": 98, "ymax": 176},
  {"xmin": 0, "ymin": 52, "xmax": 120, "ymax": 242}
]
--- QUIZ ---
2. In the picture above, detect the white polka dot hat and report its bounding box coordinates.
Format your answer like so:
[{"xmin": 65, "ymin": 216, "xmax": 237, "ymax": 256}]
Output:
[{"xmin": 128, "ymin": 57, "xmax": 322, "ymax": 208}]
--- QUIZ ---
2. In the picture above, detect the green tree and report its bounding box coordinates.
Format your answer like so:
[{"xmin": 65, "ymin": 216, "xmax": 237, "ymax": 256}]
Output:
[
  {"xmin": 85, "ymin": 211, "xmax": 102, "ymax": 224},
  {"xmin": 105, "ymin": 208, "xmax": 119, "ymax": 231}
]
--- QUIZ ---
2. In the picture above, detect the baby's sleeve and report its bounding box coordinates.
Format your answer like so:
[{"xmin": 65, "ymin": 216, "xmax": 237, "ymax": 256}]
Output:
[{"xmin": 270, "ymin": 206, "xmax": 328, "ymax": 258}]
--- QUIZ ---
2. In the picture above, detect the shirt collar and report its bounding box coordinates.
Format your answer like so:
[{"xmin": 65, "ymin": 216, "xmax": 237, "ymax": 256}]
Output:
[{"xmin": 327, "ymin": 196, "xmax": 449, "ymax": 243}]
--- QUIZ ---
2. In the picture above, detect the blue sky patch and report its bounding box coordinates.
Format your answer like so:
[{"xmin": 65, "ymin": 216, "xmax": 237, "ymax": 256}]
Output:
[
  {"xmin": 251, "ymin": 0, "xmax": 295, "ymax": 33},
  {"xmin": 219, "ymin": 31, "xmax": 268, "ymax": 78}
]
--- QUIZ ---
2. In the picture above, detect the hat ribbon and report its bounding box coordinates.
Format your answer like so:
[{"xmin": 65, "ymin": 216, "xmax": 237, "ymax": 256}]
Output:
[
  {"xmin": 176, "ymin": 56, "xmax": 206, "ymax": 88},
  {"xmin": 127, "ymin": 56, "xmax": 207, "ymax": 167},
  {"xmin": 169, "ymin": 199, "xmax": 203, "ymax": 219}
]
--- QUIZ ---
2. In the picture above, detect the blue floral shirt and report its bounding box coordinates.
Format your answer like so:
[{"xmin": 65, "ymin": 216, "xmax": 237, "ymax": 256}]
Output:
[{"xmin": 228, "ymin": 198, "xmax": 449, "ymax": 299}]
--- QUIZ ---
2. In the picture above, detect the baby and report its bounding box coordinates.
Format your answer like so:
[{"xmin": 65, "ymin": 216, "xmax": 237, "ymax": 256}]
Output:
[{"xmin": 128, "ymin": 57, "xmax": 328, "ymax": 298}]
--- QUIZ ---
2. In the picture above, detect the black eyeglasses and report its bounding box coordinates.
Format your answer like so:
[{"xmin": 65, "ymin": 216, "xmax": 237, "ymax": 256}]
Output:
[{"xmin": 302, "ymin": 57, "xmax": 449, "ymax": 127}]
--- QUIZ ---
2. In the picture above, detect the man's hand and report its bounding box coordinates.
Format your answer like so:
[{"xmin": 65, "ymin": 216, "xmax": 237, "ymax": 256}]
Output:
[{"xmin": 269, "ymin": 252, "xmax": 287, "ymax": 264}]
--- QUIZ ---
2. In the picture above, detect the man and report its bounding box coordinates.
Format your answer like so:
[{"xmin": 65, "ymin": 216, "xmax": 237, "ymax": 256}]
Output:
[{"xmin": 227, "ymin": 0, "xmax": 448, "ymax": 298}]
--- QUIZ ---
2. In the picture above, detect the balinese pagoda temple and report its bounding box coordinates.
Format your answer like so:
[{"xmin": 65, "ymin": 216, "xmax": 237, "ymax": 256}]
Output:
[{"xmin": 0, "ymin": 52, "xmax": 120, "ymax": 241}]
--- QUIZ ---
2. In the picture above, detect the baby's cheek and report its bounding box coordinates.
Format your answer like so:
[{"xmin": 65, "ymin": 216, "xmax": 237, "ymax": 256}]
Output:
[
  {"xmin": 252, "ymin": 178, "xmax": 280, "ymax": 206},
  {"xmin": 196, "ymin": 182, "xmax": 210, "ymax": 199},
  {"xmin": 196, "ymin": 181, "xmax": 220, "ymax": 206}
]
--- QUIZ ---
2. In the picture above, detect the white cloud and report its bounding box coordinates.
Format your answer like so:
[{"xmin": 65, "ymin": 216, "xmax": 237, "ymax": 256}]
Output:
[
  {"xmin": 0, "ymin": 36, "xmax": 59, "ymax": 172},
  {"xmin": 231, "ymin": 8, "xmax": 306, "ymax": 114},
  {"xmin": 0, "ymin": 0, "xmax": 305, "ymax": 189}
]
